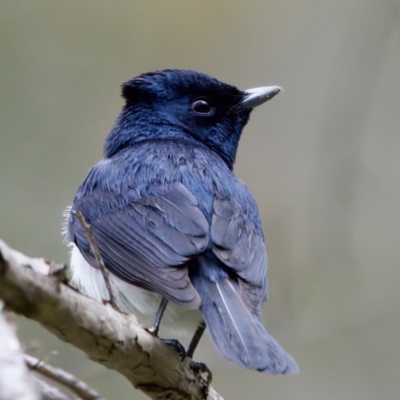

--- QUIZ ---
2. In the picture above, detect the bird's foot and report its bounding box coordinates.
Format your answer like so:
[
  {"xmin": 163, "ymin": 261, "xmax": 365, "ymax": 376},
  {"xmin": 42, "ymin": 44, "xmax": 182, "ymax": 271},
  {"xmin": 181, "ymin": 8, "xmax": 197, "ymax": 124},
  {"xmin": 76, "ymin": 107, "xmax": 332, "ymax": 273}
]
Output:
[
  {"xmin": 146, "ymin": 325, "xmax": 157, "ymax": 335},
  {"xmin": 146, "ymin": 298, "xmax": 168, "ymax": 336},
  {"xmin": 162, "ymin": 339, "xmax": 186, "ymax": 359},
  {"xmin": 191, "ymin": 361, "xmax": 213, "ymax": 386}
]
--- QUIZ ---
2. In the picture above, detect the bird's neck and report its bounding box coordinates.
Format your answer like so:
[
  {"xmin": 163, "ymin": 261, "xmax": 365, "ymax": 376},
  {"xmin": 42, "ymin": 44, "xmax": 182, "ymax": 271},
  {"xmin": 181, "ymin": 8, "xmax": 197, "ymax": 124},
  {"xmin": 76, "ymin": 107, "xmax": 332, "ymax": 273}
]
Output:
[
  {"xmin": 104, "ymin": 108, "xmax": 195, "ymax": 158},
  {"xmin": 104, "ymin": 107, "xmax": 239, "ymax": 171}
]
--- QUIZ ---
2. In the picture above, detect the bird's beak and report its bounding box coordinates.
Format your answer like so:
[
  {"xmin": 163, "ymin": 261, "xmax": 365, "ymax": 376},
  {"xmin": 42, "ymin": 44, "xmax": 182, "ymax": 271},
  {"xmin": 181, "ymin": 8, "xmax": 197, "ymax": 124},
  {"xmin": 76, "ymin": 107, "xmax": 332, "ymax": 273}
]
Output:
[{"xmin": 232, "ymin": 86, "xmax": 282, "ymax": 112}]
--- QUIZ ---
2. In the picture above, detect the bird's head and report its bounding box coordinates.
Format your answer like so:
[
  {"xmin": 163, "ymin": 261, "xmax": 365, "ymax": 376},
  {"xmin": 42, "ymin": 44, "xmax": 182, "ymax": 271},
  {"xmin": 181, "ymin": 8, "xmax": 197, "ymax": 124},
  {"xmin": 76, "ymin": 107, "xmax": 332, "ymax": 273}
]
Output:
[{"xmin": 105, "ymin": 69, "xmax": 281, "ymax": 169}]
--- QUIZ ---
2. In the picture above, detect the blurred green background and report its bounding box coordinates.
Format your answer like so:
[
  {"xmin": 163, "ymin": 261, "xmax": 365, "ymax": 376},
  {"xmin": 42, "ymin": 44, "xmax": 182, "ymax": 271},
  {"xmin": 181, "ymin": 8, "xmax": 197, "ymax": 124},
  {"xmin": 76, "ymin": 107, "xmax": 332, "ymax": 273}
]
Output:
[{"xmin": 1, "ymin": 1, "xmax": 399, "ymax": 399}]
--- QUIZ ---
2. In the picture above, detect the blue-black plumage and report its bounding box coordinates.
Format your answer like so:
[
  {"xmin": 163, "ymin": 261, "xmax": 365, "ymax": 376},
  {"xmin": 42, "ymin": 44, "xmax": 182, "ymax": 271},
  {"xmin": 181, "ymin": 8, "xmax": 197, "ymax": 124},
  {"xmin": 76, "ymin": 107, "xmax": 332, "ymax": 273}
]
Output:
[{"xmin": 66, "ymin": 69, "xmax": 298, "ymax": 374}]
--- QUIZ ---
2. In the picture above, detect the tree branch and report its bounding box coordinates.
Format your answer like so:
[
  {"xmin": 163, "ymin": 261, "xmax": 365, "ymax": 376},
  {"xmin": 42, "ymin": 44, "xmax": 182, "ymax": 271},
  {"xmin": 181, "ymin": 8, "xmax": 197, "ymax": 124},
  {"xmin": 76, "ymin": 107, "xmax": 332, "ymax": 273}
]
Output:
[
  {"xmin": 0, "ymin": 310, "xmax": 41, "ymax": 400},
  {"xmin": 33, "ymin": 378, "xmax": 75, "ymax": 400},
  {"xmin": 0, "ymin": 239, "xmax": 223, "ymax": 400},
  {"xmin": 25, "ymin": 355, "xmax": 105, "ymax": 400}
]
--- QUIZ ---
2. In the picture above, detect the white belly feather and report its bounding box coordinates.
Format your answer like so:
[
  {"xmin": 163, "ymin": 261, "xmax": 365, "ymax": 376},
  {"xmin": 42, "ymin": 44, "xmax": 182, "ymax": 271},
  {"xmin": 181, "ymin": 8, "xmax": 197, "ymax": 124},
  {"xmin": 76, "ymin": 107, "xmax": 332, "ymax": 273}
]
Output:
[{"xmin": 68, "ymin": 244, "xmax": 203, "ymax": 336}]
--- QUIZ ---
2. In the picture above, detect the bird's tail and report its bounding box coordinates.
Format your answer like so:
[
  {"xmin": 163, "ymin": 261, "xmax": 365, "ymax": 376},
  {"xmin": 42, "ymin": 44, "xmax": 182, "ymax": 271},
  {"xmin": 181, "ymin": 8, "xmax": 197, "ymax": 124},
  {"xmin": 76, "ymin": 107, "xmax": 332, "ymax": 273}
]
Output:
[{"xmin": 193, "ymin": 276, "xmax": 299, "ymax": 374}]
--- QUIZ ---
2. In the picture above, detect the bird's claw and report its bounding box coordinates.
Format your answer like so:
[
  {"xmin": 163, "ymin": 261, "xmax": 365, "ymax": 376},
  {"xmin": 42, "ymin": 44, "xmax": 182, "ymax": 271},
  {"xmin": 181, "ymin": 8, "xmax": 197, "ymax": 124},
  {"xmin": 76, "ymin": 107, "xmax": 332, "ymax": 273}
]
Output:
[
  {"xmin": 191, "ymin": 361, "xmax": 212, "ymax": 386},
  {"xmin": 162, "ymin": 339, "xmax": 186, "ymax": 359}
]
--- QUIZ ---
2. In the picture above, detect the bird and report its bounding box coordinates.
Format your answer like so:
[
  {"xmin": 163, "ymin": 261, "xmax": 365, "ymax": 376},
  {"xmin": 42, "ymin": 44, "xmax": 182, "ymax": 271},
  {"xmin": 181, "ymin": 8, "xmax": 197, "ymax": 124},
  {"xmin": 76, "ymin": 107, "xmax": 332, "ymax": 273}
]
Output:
[{"xmin": 65, "ymin": 69, "xmax": 299, "ymax": 374}]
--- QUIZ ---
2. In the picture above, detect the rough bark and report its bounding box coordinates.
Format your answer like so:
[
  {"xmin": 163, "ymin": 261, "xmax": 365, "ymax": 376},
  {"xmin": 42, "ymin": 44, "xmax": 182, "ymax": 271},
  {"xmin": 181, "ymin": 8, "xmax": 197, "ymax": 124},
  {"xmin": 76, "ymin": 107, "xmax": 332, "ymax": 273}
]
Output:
[{"xmin": 0, "ymin": 239, "xmax": 223, "ymax": 400}]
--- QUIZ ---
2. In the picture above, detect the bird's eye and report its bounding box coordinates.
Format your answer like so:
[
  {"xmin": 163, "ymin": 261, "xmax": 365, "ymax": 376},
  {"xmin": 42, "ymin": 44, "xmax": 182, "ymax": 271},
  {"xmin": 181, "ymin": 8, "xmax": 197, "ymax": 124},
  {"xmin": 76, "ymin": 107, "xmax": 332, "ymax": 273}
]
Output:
[{"xmin": 192, "ymin": 98, "xmax": 214, "ymax": 115}]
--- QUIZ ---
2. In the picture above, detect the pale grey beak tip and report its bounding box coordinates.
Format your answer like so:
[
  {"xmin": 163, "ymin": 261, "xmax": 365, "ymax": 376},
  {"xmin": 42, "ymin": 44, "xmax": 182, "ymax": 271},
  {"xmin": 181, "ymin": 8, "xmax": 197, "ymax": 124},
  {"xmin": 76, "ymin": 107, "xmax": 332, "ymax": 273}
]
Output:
[{"xmin": 233, "ymin": 85, "xmax": 282, "ymax": 112}]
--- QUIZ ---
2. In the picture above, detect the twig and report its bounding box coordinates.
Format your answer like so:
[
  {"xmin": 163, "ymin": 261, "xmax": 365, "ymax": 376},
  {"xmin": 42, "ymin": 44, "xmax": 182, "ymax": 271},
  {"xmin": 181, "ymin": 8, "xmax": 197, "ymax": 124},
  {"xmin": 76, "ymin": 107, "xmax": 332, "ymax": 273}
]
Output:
[
  {"xmin": 25, "ymin": 355, "xmax": 105, "ymax": 400},
  {"xmin": 71, "ymin": 211, "xmax": 119, "ymax": 311},
  {"xmin": 34, "ymin": 378, "xmax": 75, "ymax": 400}
]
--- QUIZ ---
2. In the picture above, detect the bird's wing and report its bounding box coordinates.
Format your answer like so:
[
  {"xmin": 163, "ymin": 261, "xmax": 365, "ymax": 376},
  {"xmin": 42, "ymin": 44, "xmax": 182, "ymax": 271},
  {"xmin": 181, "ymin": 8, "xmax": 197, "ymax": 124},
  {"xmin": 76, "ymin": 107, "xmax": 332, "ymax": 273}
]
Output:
[
  {"xmin": 211, "ymin": 186, "xmax": 268, "ymax": 316},
  {"xmin": 68, "ymin": 182, "xmax": 209, "ymax": 309}
]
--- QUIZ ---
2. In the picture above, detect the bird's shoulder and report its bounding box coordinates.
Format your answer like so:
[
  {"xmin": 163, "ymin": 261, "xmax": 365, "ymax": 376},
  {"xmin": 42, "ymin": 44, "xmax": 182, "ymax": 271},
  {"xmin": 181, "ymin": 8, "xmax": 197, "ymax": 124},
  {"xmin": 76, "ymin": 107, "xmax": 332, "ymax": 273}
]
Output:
[
  {"xmin": 73, "ymin": 139, "xmax": 263, "ymax": 239},
  {"xmin": 74, "ymin": 139, "xmax": 241, "ymax": 215}
]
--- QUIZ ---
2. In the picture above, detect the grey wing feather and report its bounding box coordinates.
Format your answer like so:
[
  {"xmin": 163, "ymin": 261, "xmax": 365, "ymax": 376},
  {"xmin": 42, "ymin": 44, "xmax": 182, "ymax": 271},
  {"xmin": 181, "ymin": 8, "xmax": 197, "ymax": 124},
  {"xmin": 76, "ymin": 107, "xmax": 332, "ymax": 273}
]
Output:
[
  {"xmin": 211, "ymin": 196, "xmax": 268, "ymax": 315},
  {"xmin": 69, "ymin": 182, "xmax": 209, "ymax": 308}
]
